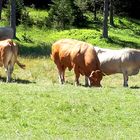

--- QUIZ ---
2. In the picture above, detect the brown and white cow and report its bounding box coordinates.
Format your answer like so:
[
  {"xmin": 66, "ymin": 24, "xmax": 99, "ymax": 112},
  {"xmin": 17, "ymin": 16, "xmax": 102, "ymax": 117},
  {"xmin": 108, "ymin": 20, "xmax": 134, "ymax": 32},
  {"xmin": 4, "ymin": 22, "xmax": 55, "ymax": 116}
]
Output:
[
  {"xmin": 51, "ymin": 39, "xmax": 103, "ymax": 87},
  {"xmin": 0, "ymin": 39, "xmax": 25, "ymax": 82},
  {"xmin": 87, "ymin": 46, "xmax": 140, "ymax": 87}
]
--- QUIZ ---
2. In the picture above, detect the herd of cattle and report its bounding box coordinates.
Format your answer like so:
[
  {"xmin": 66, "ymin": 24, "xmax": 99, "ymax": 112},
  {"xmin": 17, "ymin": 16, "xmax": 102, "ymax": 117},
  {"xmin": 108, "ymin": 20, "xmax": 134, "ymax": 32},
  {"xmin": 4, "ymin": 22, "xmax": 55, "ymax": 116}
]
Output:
[{"xmin": 0, "ymin": 27, "xmax": 140, "ymax": 87}]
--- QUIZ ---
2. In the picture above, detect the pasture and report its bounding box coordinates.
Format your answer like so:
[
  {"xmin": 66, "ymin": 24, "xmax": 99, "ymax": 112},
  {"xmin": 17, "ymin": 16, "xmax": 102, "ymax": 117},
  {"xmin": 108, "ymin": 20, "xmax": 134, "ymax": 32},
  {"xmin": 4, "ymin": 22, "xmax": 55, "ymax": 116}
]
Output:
[{"xmin": 0, "ymin": 8, "xmax": 140, "ymax": 139}]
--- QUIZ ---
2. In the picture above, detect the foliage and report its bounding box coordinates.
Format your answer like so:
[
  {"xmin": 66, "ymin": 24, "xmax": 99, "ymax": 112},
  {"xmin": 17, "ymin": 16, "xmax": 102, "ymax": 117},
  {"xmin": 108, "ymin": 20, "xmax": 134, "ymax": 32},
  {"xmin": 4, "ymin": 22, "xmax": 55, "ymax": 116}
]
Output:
[
  {"xmin": 113, "ymin": 0, "xmax": 140, "ymax": 19},
  {"xmin": 19, "ymin": 8, "xmax": 33, "ymax": 27},
  {"xmin": 47, "ymin": 0, "xmax": 91, "ymax": 28},
  {"xmin": 47, "ymin": 0, "xmax": 74, "ymax": 29},
  {"xmin": 25, "ymin": 0, "xmax": 140, "ymax": 19},
  {"xmin": 71, "ymin": 0, "xmax": 88, "ymax": 27},
  {"xmin": 15, "ymin": 0, "xmax": 24, "ymax": 24},
  {"xmin": 23, "ymin": 0, "xmax": 51, "ymax": 9},
  {"xmin": 4, "ymin": 0, "xmax": 27, "ymax": 25}
]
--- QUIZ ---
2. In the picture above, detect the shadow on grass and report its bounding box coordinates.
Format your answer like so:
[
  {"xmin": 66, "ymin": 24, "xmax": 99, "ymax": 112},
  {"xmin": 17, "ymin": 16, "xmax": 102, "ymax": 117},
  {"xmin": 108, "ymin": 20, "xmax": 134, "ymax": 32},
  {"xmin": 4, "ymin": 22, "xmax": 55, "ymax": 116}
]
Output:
[
  {"xmin": 130, "ymin": 86, "xmax": 140, "ymax": 89},
  {"xmin": 0, "ymin": 76, "xmax": 35, "ymax": 84},
  {"xmin": 107, "ymin": 37, "xmax": 140, "ymax": 49},
  {"xmin": 117, "ymin": 19, "xmax": 140, "ymax": 36},
  {"xmin": 19, "ymin": 42, "xmax": 52, "ymax": 57},
  {"xmin": 65, "ymin": 81, "xmax": 90, "ymax": 87},
  {"xmin": 129, "ymin": 19, "xmax": 140, "ymax": 26},
  {"xmin": 83, "ymin": 20, "xmax": 102, "ymax": 32}
]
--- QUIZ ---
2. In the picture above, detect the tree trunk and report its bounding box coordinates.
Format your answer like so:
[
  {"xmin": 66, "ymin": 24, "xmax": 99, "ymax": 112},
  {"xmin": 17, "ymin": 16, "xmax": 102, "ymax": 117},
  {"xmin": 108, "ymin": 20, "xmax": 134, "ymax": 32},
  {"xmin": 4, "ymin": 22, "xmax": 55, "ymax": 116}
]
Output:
[
  {"xmin": 93, "ymin": 0, "xmax": 97, "ymax": 21},
  {"xmin": 10, "ymin": 0, "xmax": 16, "ymax": 38},
  {"xmin": 0, "ymin": 0, "xmax": 2, "ymax": 20},
  {"xmin": 102, "ymin": 0, "xmax": 109, "ymax": 38},
  {"xmin": 110, "ymin": 0, "xmax": 114, "ymax": 26}
]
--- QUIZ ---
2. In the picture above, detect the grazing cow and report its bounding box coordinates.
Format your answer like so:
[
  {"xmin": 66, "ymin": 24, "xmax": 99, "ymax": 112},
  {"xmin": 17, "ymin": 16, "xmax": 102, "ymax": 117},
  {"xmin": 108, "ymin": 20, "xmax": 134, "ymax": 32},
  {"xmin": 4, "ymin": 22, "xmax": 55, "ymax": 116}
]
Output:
[
  {"xmin": 0, "ymin": 27, "xmax": 14, "ymax": 40},
  {"xmin": 87, "ymin": 46, "xmax": 140, "ymax": 87},
  {"xmin": 51, "ymin": 39, "xmax": 103, "ymax": 87},
  {"xmin": 0, "ymin": 39, "xmax": 25, "ymax": 82}
]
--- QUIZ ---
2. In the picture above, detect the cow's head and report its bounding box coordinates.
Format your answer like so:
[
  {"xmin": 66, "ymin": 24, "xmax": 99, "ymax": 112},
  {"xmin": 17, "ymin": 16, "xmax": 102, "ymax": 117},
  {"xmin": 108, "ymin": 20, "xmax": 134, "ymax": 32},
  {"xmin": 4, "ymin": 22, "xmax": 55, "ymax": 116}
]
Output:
[{"xmin": 89, "ymin": 70, "xmax": 103, "ymax": 87}]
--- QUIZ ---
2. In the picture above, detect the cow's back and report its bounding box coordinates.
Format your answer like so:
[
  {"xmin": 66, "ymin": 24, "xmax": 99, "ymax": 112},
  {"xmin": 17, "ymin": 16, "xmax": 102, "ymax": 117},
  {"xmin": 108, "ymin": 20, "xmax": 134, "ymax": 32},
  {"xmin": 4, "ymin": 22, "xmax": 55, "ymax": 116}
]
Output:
[
  {"xmin": 95, "ymin": 47, "xmax": 140, "ymax": 75},
  {"xmin": 121, "ymin": 49, "xmax": 140, "ymax": 63},
  {"xmin": 51, "ymin": 39, "xmax": 100, "ymax": 73}
]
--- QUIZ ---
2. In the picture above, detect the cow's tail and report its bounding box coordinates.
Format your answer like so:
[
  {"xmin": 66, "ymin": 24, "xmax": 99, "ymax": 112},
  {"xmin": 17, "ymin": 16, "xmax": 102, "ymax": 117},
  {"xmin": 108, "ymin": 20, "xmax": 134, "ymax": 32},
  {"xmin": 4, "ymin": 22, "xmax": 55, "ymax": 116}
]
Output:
[
  {"xmin": 9, "ymin": 40, "xmax": 26, "ymax": 69},
  {"xmin": 16, "ymin": 60, "xmax": 26, "ymax": 69}
]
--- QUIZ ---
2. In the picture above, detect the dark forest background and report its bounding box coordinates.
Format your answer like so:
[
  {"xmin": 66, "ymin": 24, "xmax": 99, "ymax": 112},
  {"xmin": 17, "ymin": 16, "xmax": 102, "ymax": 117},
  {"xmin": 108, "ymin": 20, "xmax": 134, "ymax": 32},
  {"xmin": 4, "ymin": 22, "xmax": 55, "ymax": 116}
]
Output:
[
  {"xmin": 23, "ymin": 0, "xmax": 140, "ymax": 19},
  {"xmin": 2, "ymin": 0, "xmax": 140, "ymax": 19}
]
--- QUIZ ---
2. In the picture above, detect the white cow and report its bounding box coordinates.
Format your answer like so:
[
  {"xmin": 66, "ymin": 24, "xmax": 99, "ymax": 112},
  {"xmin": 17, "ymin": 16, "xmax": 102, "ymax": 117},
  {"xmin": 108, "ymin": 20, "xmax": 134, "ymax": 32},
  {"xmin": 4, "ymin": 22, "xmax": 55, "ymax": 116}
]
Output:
[{"xmin": 86, "ymin": 47, "xmax": 140, "ymax": 87}]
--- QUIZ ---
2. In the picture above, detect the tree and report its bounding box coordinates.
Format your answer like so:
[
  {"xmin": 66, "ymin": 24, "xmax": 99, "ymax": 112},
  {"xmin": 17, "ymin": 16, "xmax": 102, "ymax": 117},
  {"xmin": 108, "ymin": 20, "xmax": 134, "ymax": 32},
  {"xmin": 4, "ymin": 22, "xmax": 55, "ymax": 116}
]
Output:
[
  {"xmin": 72, "ymin": 0, "xmax": 88, "ymax": 27},
  {"xmin": 102, "ymin": 0, "xmax": 109, "ymax": 38},
  {"xmin": 16, "ymin": 0, "xmax": 24, "ymax": 25},
  {"xmin": 109, "ymin": 0, "xmax": 114, "ymax": 26},
  {"xmin": 10, "ymin": 0, "xmax": 16, "ymax": 38},
  {"xmin": 86, "ymin": 0, "xmax": 96, "ymax": 21},
  {"xmin": 48, "ymin": 0, "xmax": 74, "ymax": 29},
  {"xmin": 93, "ymin": 0, "xmax": 97, "ymax": 21},
  {"xmin": 86, "ymin": 0, "xmax": 103, "ymax": 22},
  {"xmin": 0, "ymin": 0, "xmax": 2, "ymax": 20},
  {"xmin": 24, "ymin": 0, "xmax": 52, "ymax": 8}
]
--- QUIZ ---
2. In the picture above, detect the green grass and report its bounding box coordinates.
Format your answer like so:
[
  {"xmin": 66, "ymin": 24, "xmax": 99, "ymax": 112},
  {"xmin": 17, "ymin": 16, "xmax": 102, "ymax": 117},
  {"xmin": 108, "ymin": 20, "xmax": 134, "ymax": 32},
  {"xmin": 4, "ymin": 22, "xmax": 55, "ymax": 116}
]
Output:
[
  {"xmin": 0, "ymin": 58, "xmax": 139, "ymax": 140},
  {"xmin": 0, "ymin": 8, "xmax": 140, "ymax": 139}
]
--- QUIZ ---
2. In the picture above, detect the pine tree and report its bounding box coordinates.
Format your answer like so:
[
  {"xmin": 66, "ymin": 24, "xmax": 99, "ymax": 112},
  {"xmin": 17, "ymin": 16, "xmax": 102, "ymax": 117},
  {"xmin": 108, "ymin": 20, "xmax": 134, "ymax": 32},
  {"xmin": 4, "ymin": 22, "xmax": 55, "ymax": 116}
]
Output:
[
  {"xmin": 109, "ymin": 0, "xmax": 114, "ymax": 26},
  {"xmin": 0, "ymin": 0, "xmax": 2, "ymax": 20},
  {"xmin": 72, "ymin": 0, "xmax": 88, "ymax": 27},
  {"xmin": 10, "ymin": 0, "xmax": 16, "ymax": 38},
  {"xmin": 48, "ymin": 0, "xmax": 74, "ymax": 29},
  {"xmin": 102, "ymin": 0, "xmax": 109, "ymax": 38}
]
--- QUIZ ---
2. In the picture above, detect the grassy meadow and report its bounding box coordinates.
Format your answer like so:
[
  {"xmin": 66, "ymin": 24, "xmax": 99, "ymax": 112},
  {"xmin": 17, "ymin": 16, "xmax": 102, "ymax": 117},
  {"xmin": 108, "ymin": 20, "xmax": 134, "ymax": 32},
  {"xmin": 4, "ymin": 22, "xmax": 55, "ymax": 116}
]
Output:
[{"xmin": 0, "ymin": 8, "xmax": 140, "ymax": 139}]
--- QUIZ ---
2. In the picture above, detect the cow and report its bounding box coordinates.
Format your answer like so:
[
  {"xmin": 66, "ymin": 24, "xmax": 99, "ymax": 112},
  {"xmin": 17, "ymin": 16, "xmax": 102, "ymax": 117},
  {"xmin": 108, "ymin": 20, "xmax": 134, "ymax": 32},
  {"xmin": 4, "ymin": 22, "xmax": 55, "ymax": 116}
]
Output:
[
  {"xmin": 51, "ymin": 39, "xmax": 103, "ymax": 87},
  {"xmin": 85, "ymin": 46, "xmax": 140, "ymax": 87},
  {"xmin": 0, "ymin": 39, "xmax": 25, "ymax": 82},
  {"xmin": 0, "ymin": 27, "xmax": 14, "ymax": 40}
]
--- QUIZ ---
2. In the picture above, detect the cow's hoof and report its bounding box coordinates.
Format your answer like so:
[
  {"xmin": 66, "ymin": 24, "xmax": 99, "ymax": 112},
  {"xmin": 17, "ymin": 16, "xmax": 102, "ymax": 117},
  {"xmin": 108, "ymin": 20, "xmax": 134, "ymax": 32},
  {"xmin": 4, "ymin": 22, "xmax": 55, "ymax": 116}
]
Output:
[
  {"xmin": 75, "ymin": 82, "xmax": 80, "ymax": 86},
  {"xmin": 123, "ymin": 84, "xmax": 128, "ymax": 87}
]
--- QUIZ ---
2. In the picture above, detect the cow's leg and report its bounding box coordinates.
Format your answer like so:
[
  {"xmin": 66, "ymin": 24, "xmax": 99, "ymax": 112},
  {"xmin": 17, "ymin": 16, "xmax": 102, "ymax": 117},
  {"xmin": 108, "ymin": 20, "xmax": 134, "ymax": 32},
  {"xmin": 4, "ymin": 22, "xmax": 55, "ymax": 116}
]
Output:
[
  {"xmin": 74, "ymin": 66, "xmax": 80, "ymax": 86},
  {"xmin": 57, "ymin": 64, "xmax": 65, "ymax": 84},
  {"xmin": 85, "ymin": 76, "xmax": 90, "ymax": 87},
  {"xmin": 123, "ymin": 71, "xmax": 128, "ymax": 87},
  {"xmin": 58, "ymin": 70, "xmax": 64, "ymax": 84},
  {"xmin": 62, "ymin": 67, "xmax": 66, "ymax": 83},
  {"xmin": 7, "ymin": 55, "xmax": 16, "ymax": 82},
  {"xmin": 9, "ymin": 61, "xmax": 14, "ymax": 80},
  {"xmin": 2, "ymin": 51, "xmax": 13, "ymax": 82},
  {"xmin": 4, "ymin": 64, "xmax": 11, "ymax": 83},
  {"xmin": 7, "ymin": 65, "xmax": 14, "ymax": 82}
]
